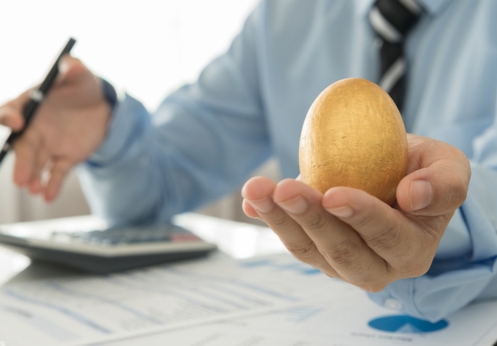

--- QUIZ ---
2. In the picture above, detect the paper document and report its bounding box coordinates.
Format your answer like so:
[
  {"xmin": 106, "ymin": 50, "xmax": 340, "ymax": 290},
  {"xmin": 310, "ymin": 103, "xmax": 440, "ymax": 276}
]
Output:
[
  {"xmin": 0, "ymin": 253, "xmax": 350, "ymax": 346},
  {"xmin": 1, "ymin": 253, "xmax": 496, "ymax": 346},
  {"xmin": 98, "ymin": 255, "xmax": 497, "ymax": 346},
  {"xmin": 98, "ymin": 297, "xmax": 497, "ymax": 346}
]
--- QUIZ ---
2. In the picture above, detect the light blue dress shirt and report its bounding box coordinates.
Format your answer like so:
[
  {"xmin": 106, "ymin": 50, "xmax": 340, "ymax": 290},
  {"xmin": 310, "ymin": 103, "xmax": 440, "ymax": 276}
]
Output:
[{"xmin": 78, "ymin": 0, "xmax": 497, "ymax": 322}]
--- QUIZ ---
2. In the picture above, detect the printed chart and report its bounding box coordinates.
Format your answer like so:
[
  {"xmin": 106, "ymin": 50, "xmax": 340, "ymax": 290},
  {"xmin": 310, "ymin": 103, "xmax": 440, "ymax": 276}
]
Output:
[
  {"xmin": 0, "ymin": 253, "xmax": 496, "ymax": 346},
  {"xmin": 0, "ymin": 253, "xmax": 349, "ymax": 346}
]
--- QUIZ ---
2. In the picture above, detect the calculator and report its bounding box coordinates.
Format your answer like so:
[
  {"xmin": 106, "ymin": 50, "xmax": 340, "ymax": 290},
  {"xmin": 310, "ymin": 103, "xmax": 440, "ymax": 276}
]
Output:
[{"xmin": 0, "ymin": 221, "xmax": 217, "ymax": 274}]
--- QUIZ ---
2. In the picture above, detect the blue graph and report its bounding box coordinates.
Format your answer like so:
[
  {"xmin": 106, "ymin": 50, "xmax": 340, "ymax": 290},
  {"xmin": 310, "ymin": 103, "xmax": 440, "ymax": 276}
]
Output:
[{"xmin": 368, "ymin": 315, "xmax": 449, "ymax": 334}]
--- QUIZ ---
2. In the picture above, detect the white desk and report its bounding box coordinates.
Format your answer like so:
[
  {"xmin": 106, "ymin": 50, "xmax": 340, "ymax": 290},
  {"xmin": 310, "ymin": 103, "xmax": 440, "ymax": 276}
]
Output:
[{"xmin": 1, "ymin": 214, "xmax": 497, "ymax": 346}]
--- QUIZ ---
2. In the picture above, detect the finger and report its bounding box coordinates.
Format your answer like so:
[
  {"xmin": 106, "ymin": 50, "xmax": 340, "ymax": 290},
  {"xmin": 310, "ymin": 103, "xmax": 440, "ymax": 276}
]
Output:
[
  {"xmin": 0, "ymin": 90, "xmax": 33, "ymax": 131},
  {"xmin": 242, "ymin": 199, "xmax": 259, "ymax": 219},
  {"xmin": 43, "ymin": 158, "xmax": 73, "ymax": 201},
  {"xmin": 397, "ymin": 135, "xmax": 471, "ymax": 216},
  {"xmin": 12, "ymin": 131, "xmax": 42, "ymax": 186},
  {"xmin": 273, "ymin": 179, "xmax": 390, "ymax": 291},
  {"xmin": 242, "ymin": 176, "xmax": 337, "ymax": 277},
  {"xmin": 323, "ymin": 186, "xmax": 437, "ymax": 278},
  {"xmin": 242, "ymin": 176, "xmax": 278, "ymax": 214},
  {"xmin": 0, "ymin": 106, "xmax": 24, "ymax": 131},
  {"xmin": 28, "ymin": 146, "xmax": 51, "ymax": 194}
]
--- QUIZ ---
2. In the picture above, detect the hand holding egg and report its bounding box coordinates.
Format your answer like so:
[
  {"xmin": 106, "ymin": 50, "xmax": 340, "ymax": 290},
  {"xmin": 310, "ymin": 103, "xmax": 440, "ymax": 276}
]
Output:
[{"xmin": 242, "ymin": 78, "xmax": 470, "ymax": 293}]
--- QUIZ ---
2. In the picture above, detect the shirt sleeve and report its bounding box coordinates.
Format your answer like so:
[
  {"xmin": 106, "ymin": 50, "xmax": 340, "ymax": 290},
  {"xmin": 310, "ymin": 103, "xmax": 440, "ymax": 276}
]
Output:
[
  {"xmin": 77, "ymin": 4, "xmax": 270, "ymax": 226},
  {"xmin": 369, "ymin": 106, "xmax": 497, "ymax": 322}
]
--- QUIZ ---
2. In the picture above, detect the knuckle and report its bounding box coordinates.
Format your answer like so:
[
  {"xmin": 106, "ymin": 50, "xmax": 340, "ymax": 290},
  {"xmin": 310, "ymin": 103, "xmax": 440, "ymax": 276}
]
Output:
[
  {"xmin": 351, "ymin": 208, "xmax": 376, "ymax": 231},
  {"xmin": 286, "ymin": 240, "xmax": 318, "ymax": 259},
  {"xmin": 304, "ymin": 212, "xmax": 328, "ymax": 230},
  {"xmin": 269, "ymin": 213, "xmax": 293, "ymax": 229},
  {"xmin": 286, "ymin": 242, "xmax": 323, "ymax": 269},
  {"xmin": 363, "ymin": 221, "xmax": 401, "ymax": 252},
  {"xmin": 323, "ymin": 240, "xmax": 361, "ymax": 269}
]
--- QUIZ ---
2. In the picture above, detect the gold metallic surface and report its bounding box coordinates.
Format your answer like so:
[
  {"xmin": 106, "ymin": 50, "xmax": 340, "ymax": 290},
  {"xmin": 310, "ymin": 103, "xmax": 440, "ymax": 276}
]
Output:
[{"xmin": 299, "ymin": 78, "xmax": 408, "ymax": 205}]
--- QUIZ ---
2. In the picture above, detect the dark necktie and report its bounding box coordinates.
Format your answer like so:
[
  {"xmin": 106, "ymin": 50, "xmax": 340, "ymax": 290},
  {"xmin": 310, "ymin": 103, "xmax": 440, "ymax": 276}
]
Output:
[{"xmin": 369, "ymin": 0, "xmax": 422, "ymax": 112}]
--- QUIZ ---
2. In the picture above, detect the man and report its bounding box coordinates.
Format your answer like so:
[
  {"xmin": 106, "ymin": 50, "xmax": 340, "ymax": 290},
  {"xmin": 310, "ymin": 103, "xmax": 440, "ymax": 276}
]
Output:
[{"xmin": 0, "ymin": 0, "xmax": 495, "ymax": 322}]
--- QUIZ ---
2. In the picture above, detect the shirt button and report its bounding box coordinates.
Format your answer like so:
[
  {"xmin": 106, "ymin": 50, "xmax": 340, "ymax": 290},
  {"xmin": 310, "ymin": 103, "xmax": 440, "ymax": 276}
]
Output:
[{"xmin": 384, "ymin": 298, "xmax": 403, "ymax": 311}]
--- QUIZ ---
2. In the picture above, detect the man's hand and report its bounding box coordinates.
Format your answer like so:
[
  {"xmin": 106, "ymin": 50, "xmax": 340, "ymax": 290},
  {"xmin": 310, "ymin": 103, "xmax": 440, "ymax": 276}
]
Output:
[
  {"xmin": 0, "ymin": 57, "xmax": 111, "ymax": 201},
  {"xmin": 242, "ymin": 134, "xmax": 471, "ymax": 292}
]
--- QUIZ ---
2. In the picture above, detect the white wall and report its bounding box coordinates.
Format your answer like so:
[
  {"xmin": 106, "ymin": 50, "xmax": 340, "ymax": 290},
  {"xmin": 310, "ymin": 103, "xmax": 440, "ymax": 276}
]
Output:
[{"xmin": 0, "ymin": 0, "xmax": 262, "ymax": 224}]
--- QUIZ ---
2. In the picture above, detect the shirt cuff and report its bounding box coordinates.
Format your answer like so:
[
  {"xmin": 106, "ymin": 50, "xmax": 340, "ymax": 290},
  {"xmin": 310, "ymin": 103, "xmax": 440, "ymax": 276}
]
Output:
[
  {"xmin": 101, "ymin": 78, "xmax": 118, "ymax": 110},
  {"xmin": 87, "ymin": 92, "xmax": 147, "ymax": 166}
]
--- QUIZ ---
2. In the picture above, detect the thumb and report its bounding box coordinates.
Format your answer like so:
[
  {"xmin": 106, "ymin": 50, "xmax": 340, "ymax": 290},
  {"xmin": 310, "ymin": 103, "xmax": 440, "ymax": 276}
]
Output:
[
  {"xmin": 396, "ymin": 138, "xmax": 471, "ymax": 216},
  {"xmin": 56, "ymin": 55, "xmax": 87, "ymax": 86}
]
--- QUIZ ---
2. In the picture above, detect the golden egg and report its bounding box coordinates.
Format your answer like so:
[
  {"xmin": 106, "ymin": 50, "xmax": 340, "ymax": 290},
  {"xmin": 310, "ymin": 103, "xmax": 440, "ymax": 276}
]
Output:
[{"xmin": 299, "ymin": 78, "xmax": 408, "ymax": 205}]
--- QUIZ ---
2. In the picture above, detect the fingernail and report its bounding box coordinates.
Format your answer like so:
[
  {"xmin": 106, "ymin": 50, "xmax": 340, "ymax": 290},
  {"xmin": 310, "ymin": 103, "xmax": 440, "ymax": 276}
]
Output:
[
  {"xmin": 410, "ymin": 180, "xmax": 433, "ymax": 211},
  {"xmin": 326, "ymin": 205, "xmax": 353, "ymax": 218},
  {"xmin": 278, "ymin": 196, "xmax": 308, "ymax": 215},
  {"xmin": 248, "ymin": 197, "xmax": 275, "ymax": 213}
]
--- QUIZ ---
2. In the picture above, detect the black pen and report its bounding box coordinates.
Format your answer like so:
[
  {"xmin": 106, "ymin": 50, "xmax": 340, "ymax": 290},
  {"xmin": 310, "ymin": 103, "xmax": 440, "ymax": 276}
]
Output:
[{"xmin": 0, "ymin": 37, "xmax": 77, "ymax": 165}]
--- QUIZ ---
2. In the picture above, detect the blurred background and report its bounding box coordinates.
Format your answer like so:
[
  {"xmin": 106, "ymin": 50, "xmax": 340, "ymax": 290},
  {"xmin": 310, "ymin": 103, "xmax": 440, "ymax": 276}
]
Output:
[{"xmin": 0, "ymin": 0, "xmax": 278, "ymax": 225}]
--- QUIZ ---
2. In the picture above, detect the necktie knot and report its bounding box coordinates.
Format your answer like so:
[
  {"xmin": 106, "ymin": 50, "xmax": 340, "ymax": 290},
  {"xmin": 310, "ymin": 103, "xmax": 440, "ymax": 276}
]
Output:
[
  {"xmin": 369, "ymin": 0, "xmax": 423, "ymax": 111},
  {"xmin": 370, "ymin": 0, "xmax": 423, "ymax": 42}
]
